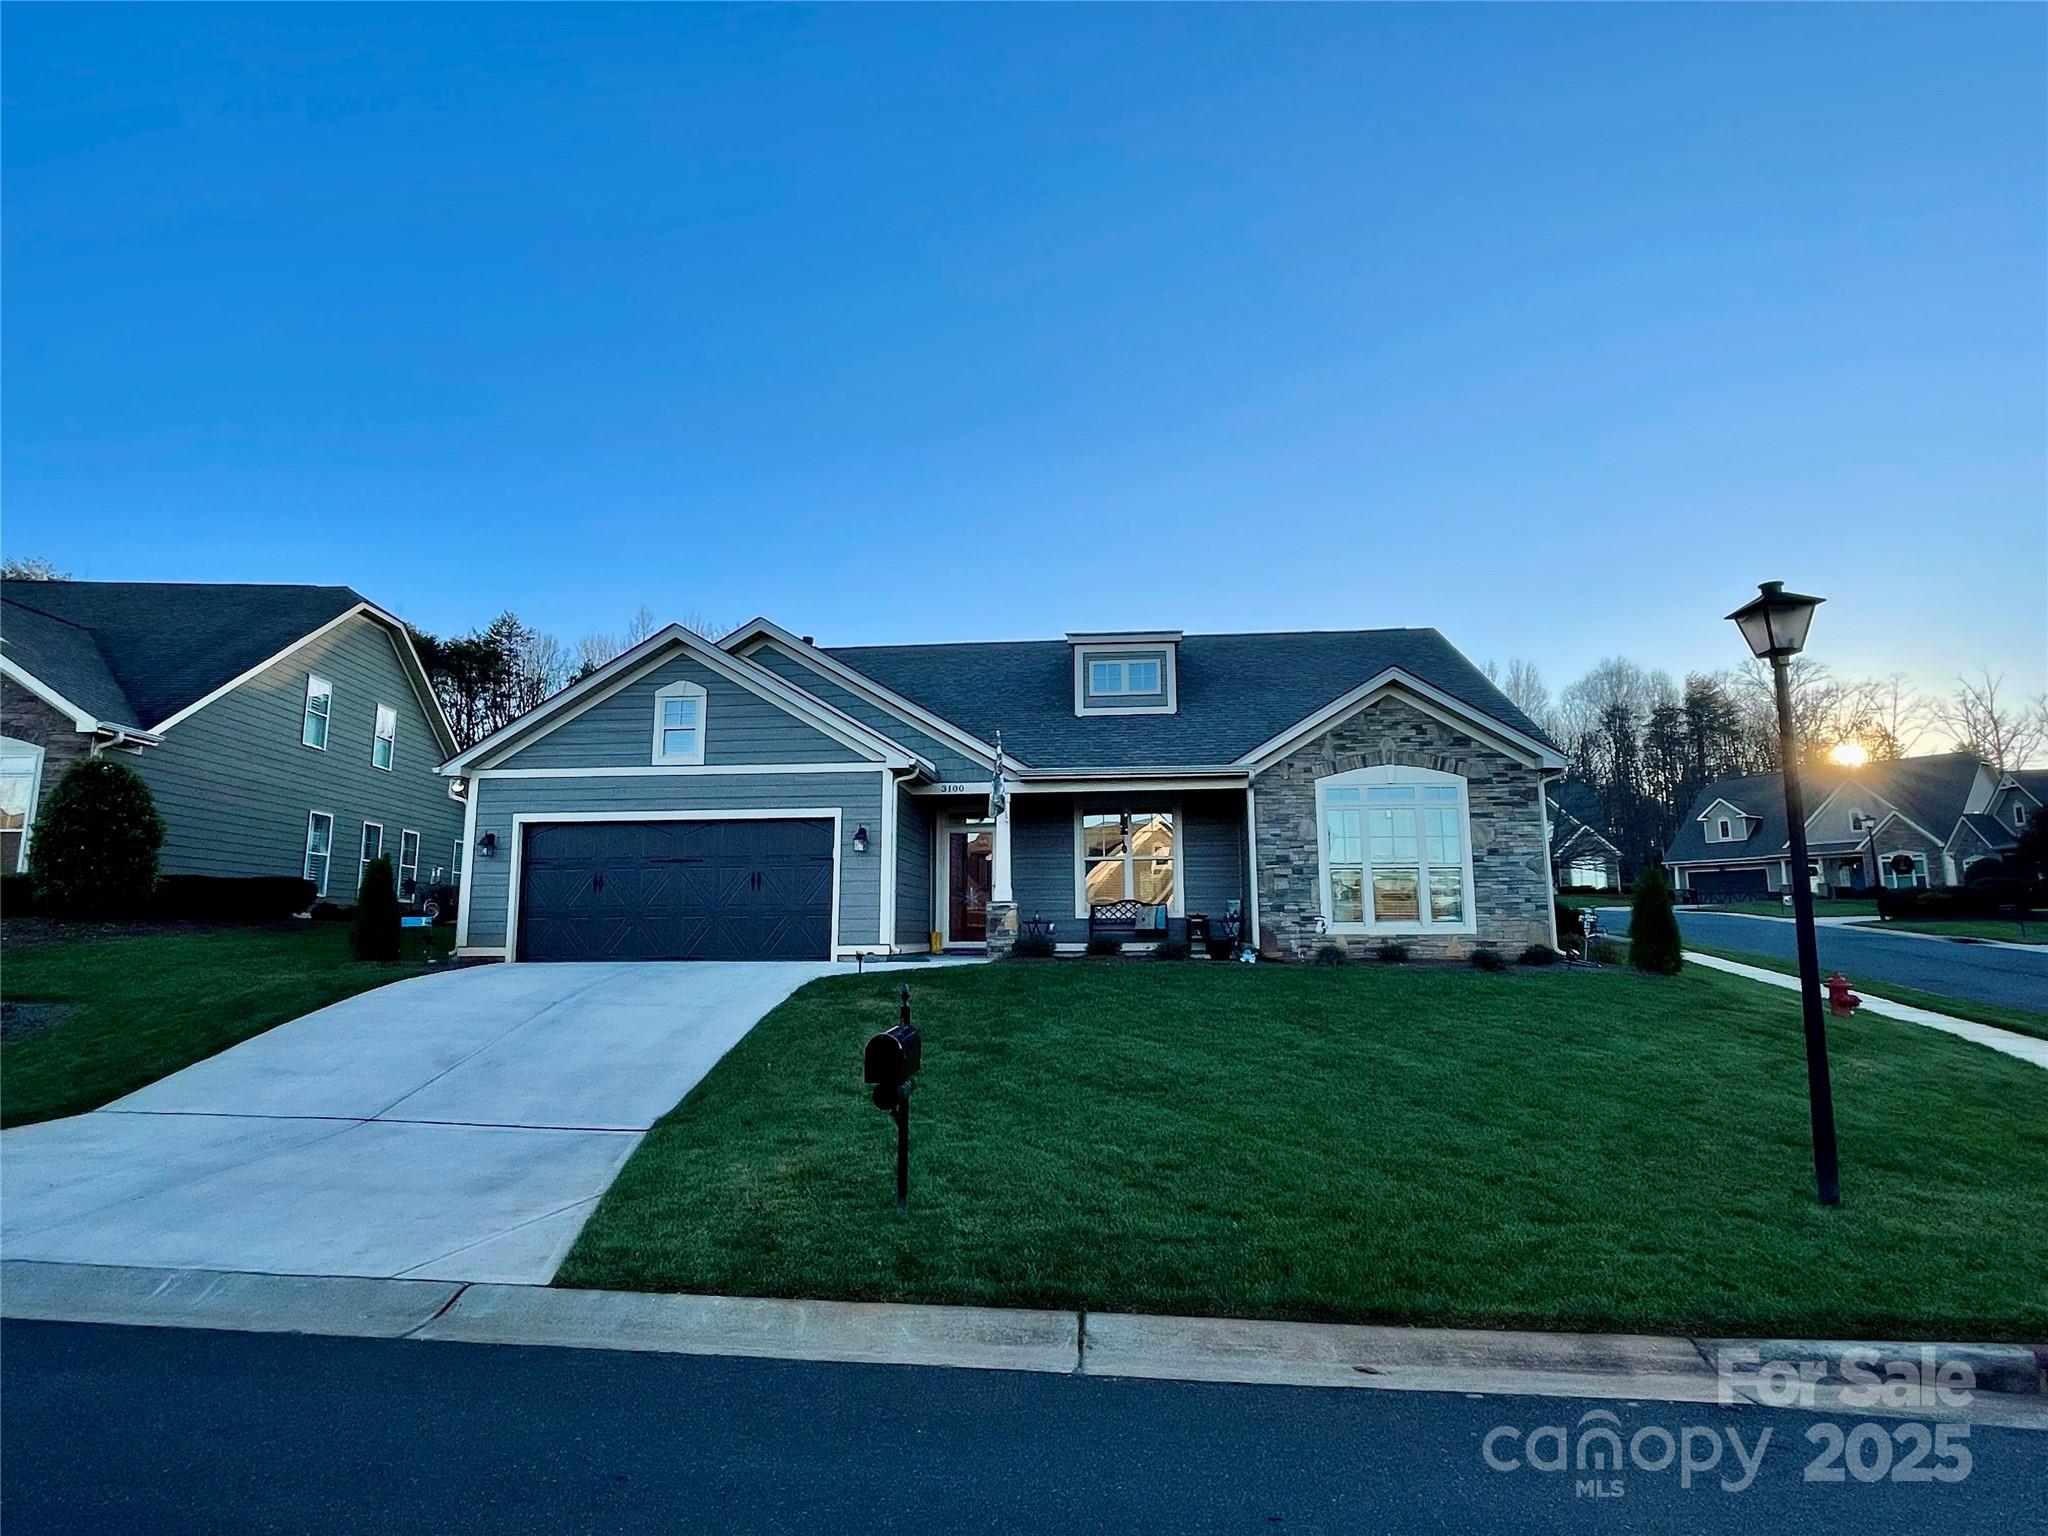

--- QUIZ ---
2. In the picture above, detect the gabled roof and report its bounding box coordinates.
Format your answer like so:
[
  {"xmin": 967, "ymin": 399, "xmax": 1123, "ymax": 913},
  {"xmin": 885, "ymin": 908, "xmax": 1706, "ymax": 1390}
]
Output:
[
  {"xmin": 1666, "ymin": 773, "xmax": 1804, "ymax": 864},
  {"xmin": 1667, "ymin": 752, "xmax": 1992, "ymax": 866},
  {"xmin": 1552, "ymin": 811, "xmax": 1621, "ymax": 859},
  {"xmin": 1950, "ymin": 813, "xmax": 2019, "ymax": 853},
  {"xmin": 0, "ymin": 596, "xmax": 143, "ymax": 730},
  {"xmin": 816, "ymin": 627, "xmax": 1560, "ymax": 771},
  {"xmin": 2005, "ymin": 769, "xmax": 2048, "ymax": 806}
]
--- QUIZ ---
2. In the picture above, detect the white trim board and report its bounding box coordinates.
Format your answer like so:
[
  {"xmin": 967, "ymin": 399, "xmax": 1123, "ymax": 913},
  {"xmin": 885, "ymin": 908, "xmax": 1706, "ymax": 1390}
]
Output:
[
  {"xmin": 0, "ymin": 658, "xmax": 160, "ymax": 743},
  {"xmin": 444, "ymin": 625, "xmax": 924, "ymax": 776},
  {"xmin": 501, "ymin": 808, "xmax": 846, "ymax": 962},
  {"xmin": 471, "ymin": 763, "xmax": 888, "ymax": 780}
]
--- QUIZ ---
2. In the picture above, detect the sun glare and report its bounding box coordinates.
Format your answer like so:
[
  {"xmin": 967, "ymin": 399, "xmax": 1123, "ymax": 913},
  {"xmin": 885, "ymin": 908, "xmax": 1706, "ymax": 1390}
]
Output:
[{"xmin": 1830, "ymin": 741, "xmax": 1870, "ymax": 769}]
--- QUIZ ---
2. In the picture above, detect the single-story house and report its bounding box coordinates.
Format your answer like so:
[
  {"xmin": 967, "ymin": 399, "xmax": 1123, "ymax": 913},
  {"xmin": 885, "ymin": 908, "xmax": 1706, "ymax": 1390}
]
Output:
[
  {"xmin": 1663, "ymin": 751, "xmax": 2022, "ymax": 901},
  {"xmin": 1548, "ymin": 804, "xmax": 1622, "ymax": 891},
  {"xmin": 442, "ymin": 620, "xmax": 1568, "ymax": 962},
  {"xmin": 0, "ymin": 580, "xmax": 462, "ymax": 902}
]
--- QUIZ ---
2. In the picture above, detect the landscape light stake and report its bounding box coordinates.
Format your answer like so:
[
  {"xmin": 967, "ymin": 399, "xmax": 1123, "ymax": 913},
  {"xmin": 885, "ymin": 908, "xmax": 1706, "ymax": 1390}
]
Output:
[{"xmin": 1727, "ymin": 581, "xmax": 1842, "ymax": 1207}]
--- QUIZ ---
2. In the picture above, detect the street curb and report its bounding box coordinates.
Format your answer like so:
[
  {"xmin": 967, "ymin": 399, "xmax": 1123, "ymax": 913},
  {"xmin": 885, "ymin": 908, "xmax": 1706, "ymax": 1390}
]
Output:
[{"xmin": 5, "ymin": 1260, "xmax": 2041, "ymax": 1410}]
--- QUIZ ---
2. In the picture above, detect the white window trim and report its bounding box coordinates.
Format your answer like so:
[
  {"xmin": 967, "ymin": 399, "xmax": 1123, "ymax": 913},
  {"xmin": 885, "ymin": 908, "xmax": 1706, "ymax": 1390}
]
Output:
[
  {"xmin": 304, "ymin": 811, "xmax": 334, "ymax": 898},
  {"xmin": 2016, "ymin": 804, "xmax": 2029, "ymax": 827},
  {"xmin": 1316, "ymin": 764, "xmax": 1477, "ymax": 937},
  {"xmin": 651, "ymin": 680, "xmax": 708, "ymax": 766},
  {"xmin": 372, "ymin": 703, "xmax": 397, "ymax": 772},
  {"xmin": 1071, "ymin": 804, "xmax": 1184, "ymax": 919},
  {"xmin": 0, "ymin": 736, "xmax": 48, "ymax": 874},
  {"xmin": 1882, "ymin": 851, "xmax": 1929, "ymax": 890},
  {"xmin": 359, "ymin": 820, "xmax": 384, "ymax": 898},
  {"xmin": 398, "ymin": 828, "xmax": 420, "ymax": 896},
  {"xmin": 1072, "ymin": 643, "xmax": 1177, "ymax": 717},
  {"xmin": 302, "ymin": 673, "xmax": 332, "ymax": 751}
]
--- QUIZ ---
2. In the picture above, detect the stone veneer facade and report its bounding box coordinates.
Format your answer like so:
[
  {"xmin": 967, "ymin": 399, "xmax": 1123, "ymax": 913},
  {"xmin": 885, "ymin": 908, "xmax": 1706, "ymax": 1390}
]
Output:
[
  {"xmin": 0, "ymin": 678, "xmax": 95, "ymax": 872},
  {"xmin": 1252, "ymin": 693, "xmax": 1554, "ymax": 960}
]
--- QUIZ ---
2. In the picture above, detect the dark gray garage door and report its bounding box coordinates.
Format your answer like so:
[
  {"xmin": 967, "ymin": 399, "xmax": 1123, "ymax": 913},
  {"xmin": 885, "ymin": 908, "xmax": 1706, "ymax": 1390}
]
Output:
[
  {"xmin": 1686, "ymin": 867, "xmax": 1771, "ymax": 902},
  {"xmin": 517, "ymin": 819, "xmax": 833, "ymax": 962}
]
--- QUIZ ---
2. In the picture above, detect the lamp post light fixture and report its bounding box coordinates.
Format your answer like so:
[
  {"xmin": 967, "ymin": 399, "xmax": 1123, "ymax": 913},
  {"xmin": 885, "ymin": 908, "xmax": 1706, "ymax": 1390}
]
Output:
[{"xmin": 1727, "ymin": 581, "xmax": 1841, "ymax": 1207}]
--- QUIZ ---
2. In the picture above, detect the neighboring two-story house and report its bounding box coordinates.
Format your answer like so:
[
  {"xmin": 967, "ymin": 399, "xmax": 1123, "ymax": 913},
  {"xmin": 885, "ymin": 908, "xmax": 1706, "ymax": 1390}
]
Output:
[
  {"xmin": 441, "ymin": 619, "xmax": 1568, "ymax": 963},
  {"xmin": 1662, "ymin": 751, "xmax": 2033, "ymax": 901},
  {"xmin": 0, "ymin": 581, "xmax": 463, "ymax": 904}
]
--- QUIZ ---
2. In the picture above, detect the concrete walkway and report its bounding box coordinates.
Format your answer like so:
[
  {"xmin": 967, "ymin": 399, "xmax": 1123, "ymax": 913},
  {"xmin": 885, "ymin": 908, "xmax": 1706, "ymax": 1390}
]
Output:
[
  {"xmin": 1, "ymin": 960, "xmax": 949, "ymax": 1283},
  {"xmin": 1686, "ymin": 951, "xmax": 2048, "ymax": 1071}
]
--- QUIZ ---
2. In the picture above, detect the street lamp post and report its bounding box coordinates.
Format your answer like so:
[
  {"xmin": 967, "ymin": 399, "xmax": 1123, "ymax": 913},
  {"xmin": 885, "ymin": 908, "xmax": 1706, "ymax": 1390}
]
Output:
[{"xmin": 1727, "ymin": 580, "xmax": 1841, "ymax": 1208}]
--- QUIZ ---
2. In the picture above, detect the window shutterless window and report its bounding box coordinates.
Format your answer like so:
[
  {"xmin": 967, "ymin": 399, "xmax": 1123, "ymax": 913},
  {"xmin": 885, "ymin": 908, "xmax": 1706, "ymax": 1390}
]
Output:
[
  {"xmin": 1317, "ymin": 767, "xmax": 1474, "ymax": 934},
  {"xmin": 302, "ymin": 675, "xmax": 332, "ymax": 750},
  {"xmin": 359, "ymin": 822, "xmax": 383, "ymax": 897},
  {"xmin": 399, "ymin": 829, "xmax": 420, "ymax": 896},
  {"xmin": 651, "ymin": 680, "xmax": 707, "ymax": 764},
  {"xmin": 372, "ymin": 705, "xmax": 396, "ymax": 771},
  {"xmin": 1077, "ymin": 810, "xmax": 1175, "ymax": 910},
  {"xmin": 304, "ymin": 812, "xmax": 334, "ymax": 898},
  {"xmin": 1087, "ymin": 658, "xmax": 1161, "ymax": 696},
  {"xmin": 1882, "ymin": 852, "xmax": 1929, "ymax": 890}
]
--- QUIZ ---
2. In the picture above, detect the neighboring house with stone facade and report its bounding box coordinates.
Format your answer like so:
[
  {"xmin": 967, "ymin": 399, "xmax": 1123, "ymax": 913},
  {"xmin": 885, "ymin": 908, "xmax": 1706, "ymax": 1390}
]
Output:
[
  {"xmin": 1663, "ymin": 751, "xmax": 2022, "ymax": 901},
  {"xmin": 0, "ymin": 580, "xmax": 462, "ymax": 902},
  {"xmin": 443, "ymin": 618, "xmax": 1567, "ymax": 962}
]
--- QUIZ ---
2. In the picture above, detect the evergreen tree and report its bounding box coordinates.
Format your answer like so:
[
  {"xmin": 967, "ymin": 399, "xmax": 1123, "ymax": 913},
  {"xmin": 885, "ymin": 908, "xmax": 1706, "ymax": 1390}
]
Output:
[
  {"xmin": 351, "ymin": 856, "xmax": 403, "ymax": 961},
  {"xmin": 1628, "ymin": 861, "xmax": 1683, "ymax": 975}
]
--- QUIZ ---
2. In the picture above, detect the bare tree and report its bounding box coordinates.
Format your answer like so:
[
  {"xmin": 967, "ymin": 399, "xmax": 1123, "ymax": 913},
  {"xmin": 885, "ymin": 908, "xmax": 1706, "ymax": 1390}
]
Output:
[
  {"xmin": 1483, "ymin": 658, "xmax": 1555, "ymax": 736},
  {"xmin": 624, "ymin": 604, "xmax": 659, "ymax": 647},
  {"xmin": 1, "ymin": 556, "xmax": 66, "ymax": 580},
  {"xmin": 1933, "ymin": 669, "xmax": 2048, "ymax": 771},
  {"xmin": 1850, "ymin": 671, "xmax": 1933, "ymax": 760}
]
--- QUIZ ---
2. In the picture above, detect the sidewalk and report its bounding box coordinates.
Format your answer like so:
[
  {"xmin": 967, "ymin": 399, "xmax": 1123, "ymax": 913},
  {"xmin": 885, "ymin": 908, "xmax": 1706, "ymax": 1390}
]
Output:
[
  {"xmin": 5, "ymin": 1260, "xmax": 2042, "ymax": 1428},
  {"xmin": 1685, "ymin": 951, "xmax": 2048, "ymax": 1071}
]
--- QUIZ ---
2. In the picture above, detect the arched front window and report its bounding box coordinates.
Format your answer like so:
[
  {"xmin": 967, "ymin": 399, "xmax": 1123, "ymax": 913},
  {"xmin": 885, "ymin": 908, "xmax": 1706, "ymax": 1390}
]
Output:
[{"xmin": 1316, "ymin": 765, "xmax": 1475, "ymax": 935}]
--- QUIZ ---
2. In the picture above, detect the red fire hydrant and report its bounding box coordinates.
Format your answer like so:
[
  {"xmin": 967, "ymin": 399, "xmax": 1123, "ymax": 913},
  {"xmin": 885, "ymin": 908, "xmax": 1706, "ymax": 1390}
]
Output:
[{"xmin": 1825, "ymin": 972, "xmax": 1862, "ymax": 1020}]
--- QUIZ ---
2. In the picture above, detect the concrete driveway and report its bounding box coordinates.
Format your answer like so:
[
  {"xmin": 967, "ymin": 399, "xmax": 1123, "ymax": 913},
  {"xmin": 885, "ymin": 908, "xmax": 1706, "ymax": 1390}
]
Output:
[{"xmin": 1, "ymin": 961, "xmax": 887, "ymax": 1284}]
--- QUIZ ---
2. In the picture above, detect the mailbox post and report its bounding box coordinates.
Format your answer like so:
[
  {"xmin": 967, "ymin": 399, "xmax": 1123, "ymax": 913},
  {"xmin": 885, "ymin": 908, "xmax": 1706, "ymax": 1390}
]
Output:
[{"xmin": 864, "ymin": 984, "xmax": 921, "ymax": 1215}]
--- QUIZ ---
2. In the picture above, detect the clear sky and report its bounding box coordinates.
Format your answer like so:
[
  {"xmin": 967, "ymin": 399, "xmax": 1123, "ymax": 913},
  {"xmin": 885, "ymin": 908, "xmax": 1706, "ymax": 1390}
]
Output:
[{"xmin": 5, "ymin": 3, "xmax": 2043, "ymax": 700}]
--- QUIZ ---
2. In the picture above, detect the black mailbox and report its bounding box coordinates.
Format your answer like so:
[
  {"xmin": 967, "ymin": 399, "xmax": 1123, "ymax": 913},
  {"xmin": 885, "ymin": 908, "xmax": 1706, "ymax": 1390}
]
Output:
[{"xmin": 865, "ymin": 1023, "xmax": 920, "ymax": 1102}]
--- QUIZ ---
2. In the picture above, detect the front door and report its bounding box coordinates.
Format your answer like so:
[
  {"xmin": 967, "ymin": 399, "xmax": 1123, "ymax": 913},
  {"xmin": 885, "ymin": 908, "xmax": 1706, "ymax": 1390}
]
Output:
[{"xmin": 946, "ymin": 827, "xmax": 993, "ymax": 943}]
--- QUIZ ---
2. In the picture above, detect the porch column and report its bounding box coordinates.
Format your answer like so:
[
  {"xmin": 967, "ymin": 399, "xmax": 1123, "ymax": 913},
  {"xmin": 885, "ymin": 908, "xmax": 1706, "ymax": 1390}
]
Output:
[{"xmin": 985, "ymin": 797, "xmax": 1018, "ymax": 956}]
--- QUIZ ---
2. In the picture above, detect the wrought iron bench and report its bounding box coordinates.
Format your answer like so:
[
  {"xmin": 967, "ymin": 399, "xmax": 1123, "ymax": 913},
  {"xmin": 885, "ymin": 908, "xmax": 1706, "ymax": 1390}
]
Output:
[{"xmin": 1089, "ymin": 901, "xmax": 1166, "ymax": 943}]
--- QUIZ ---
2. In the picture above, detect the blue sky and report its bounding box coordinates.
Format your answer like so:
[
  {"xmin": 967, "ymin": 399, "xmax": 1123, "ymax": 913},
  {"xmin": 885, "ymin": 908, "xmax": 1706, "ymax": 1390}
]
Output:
[{"xmin": 5, "ymin": 3, "xmax": 2043, "ymax": 700}]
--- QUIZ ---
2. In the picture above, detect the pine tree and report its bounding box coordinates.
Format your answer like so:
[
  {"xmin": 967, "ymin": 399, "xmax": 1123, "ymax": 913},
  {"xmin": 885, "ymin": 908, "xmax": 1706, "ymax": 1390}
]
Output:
[
  {"xmin": 1628, "ymin": 861, "xmax": 1683, "ymax": 975},
  {"xmin": 351, "ymin": 856, "xmax": 402, "ymax": 961}
]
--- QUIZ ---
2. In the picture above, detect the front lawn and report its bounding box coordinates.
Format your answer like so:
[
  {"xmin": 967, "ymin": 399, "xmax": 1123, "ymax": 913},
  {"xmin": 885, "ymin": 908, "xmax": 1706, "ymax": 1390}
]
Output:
[
  {"xmin": 1687, "ymin": 899, "xmax": 1880, "ymax": 919},
  {"xmin": 1876, "ymin": 918, "xmax": 2047, "ymax": 946},
  {"xmin": 1687, "ymin": 943, "xmax": 2048, "ymax": 1044},
  {"xmin": 558, "ymin": 961, "xmax": 2048, "ymax": 1340},
  {"xmin": 1, "ymin": 924, "xmax": 450, "ymax": 1127}
]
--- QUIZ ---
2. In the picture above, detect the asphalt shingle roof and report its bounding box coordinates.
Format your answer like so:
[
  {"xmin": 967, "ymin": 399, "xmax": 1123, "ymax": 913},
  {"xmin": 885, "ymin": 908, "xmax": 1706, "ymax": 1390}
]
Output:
[
  {"xmin": 1665, "ymin": 772, "xmax": 1803, "ymax": 865},
  {"xmin": 1665, "ymin": 752, "xmax": 1989, "ymax": 866},
  {"xmin": 1958, "ymin": 813, "xmax": 2018, "ymax": 851},
  {"xmin": 822, "ymin": 628, "xmax": 1557, "ymax": 770},
  {"xmin": 0, "ymin": 581, "xmax": 366, "ymax": 730}
]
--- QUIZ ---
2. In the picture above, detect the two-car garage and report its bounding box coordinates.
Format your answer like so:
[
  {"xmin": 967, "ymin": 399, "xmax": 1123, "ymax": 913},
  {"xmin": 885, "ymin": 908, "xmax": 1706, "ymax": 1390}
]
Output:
[{"xmin": 514, "ymin": 818, "xmax": 836, "ymax": 962}]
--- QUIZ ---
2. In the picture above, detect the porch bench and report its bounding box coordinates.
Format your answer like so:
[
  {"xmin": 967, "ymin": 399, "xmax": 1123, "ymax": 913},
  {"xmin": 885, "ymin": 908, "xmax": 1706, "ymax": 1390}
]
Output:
[{"xmin": 1089, "ymin": 901, "xmax": 1168, "ymax": 943}]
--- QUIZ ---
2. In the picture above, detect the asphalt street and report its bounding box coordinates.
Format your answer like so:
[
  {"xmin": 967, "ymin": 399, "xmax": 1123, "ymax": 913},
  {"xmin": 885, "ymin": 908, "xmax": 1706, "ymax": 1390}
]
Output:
[
  {"xmin": 1596, "ymin": 909, "xmax": 2048, "ymax": 1013},
  {"xmin": 2, "ymin": 1321, "xmax": 2036, "ymax": 1534}
]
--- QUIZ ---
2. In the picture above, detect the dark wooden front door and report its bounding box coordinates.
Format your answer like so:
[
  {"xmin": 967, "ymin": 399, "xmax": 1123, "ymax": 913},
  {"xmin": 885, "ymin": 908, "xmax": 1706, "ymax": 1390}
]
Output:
[
  {"xmin": 518, "ymin": 819, "xmax": 833, "ymax": 961},
  {"xmin": 947, "ymin": 828, "xmax": 993, "ymax": 943}
]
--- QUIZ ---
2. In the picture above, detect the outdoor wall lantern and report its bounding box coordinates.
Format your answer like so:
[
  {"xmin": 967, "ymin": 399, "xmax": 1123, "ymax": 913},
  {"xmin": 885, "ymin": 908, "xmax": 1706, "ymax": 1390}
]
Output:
[
  {"xmin": 1727, "ymin": 580, "xmax": 1840, "ymax": 1208},
  {"xmin": 477, "ymin": 830, "xmax": 498, "ymax": 858},
  {"xmin": 853, "ymin": 825, "xmax": 869, "ymax": 853}
]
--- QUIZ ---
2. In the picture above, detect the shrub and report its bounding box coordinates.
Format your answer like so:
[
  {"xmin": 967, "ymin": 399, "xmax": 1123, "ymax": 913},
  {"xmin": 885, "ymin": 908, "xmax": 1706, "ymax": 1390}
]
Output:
[
  {"xmin": 1963, "ymin": 859, "xmax": 2007, "ymax": 885},
  {"xmin": 1376, "ymin": 942, "xmax": 1409, "ymax": 964},
  {"xmin": 152, "ymin": 875, "xmax": 317, "ymax": 923},
  {"xmin": 1628, "ymin": 864, "xmax": 1683, "ymax": 975},
  {"xmin": 1010, "ymin": 931, "xmax": 1056, "ymax": 959},
  {"xmin": 1590, "ymin": 939, "xmax": 1623, "ymax": 966},
  {"xmin": 1150, "ymin": 938, "xmax": 1191, "ymax": 960},
  {"xmin": 27, "ymin": 757, "xmax": 164, "ymax": 919},
  {"xmin": 310, "ymin": 901, "xmax": 351, "ymax": 923},
  {"xmin": 1517, "ymin": 944, "xmax": 1560, "ymax": 966},
  {"xmin": 1470, "ymin": 947, "xmax": 1507, "ymax": 972},
  {"xmin": 1312, "ymin": 942, "xmax": 1347, "ymax": 966},
  {"xmin": 1085, "ymin": 934, "xmax": 1124, "ymax": 957},
  {"xmin": 1554, "ymin": 901, "xmax": 1584, "ymax": 942},
  {"xmin": 349, "ymin": 857, "xmax": 402, "ymax": 961},
  {"xmin": 2, "ymin": 871, "xmax": 40, "ymax": 917}
]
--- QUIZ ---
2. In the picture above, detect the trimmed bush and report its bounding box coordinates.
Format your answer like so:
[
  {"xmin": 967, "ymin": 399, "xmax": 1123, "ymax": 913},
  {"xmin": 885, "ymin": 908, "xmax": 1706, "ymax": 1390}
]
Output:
[
  {"xmin": 1010, "ymin": 931, "xmax": 1056, "ymax": 959},
  {"xmin": 1628, "ymin": 864, "xmax": 1683, "ymax": 975},
  {"xmin": 1376, "ymin": 943, "xmax": 1409, "ymax": 964},
  {"xmin": 1518, "ymin": 944, "xmax": 1560, "ymax": 966},
  {"xmin": 1151, "ymin": 939, "xmax": 1191, "ymax": 961},
  {"xmin": 310, "ymin": 901, "xmax": 351, "ymax": 923},
  {"xmin": 1085, "ymin": 934, "xmax": 1124, "ymax": 957},
  {"xmin": 152, "ymin": 875, "xmax": 317, "ymax": 923},
  {"xmin": 350, "ymin": 857, "xmax": 402, "ymax": 961},
  {"xmin": 2, "ymin": 871, "xmax": 41, "ymax": 917},
  {"xmin": 1312, "ymin": 942, "xmax": 1348, "ymax": 966},
  {"xmin": 1470, "ymin": 947, "xmax": 1507, "ymax": 972},
  {"xmin": 1590, "ymin": 939, "xmax": 1624, "ymax": 966},
  {"xmin": 27, "ymin": 757, "xmax": 164, "ymax": 919},
  {"xmin": 1963, "ymin": 859, "xmax": 2007, "ymax": 885}
]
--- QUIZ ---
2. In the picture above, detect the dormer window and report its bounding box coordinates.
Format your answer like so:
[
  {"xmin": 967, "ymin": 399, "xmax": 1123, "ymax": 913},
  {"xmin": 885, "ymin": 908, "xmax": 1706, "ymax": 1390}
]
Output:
[
  {"xmin": 1070, "ymin": 632, "xmax": 1179, "ymax": 717},
  {"xmin": 1716, "ymin": 818, "xmax": 1732, "ymax": 841}
]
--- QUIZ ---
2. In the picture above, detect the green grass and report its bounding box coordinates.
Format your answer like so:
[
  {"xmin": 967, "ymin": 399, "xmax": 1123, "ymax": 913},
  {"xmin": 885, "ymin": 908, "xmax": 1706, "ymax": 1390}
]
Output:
[
  {"xmin": 1555, "ymin": 892, "xmax": 1623, "ymax": 911},
  {"xmin": 1685, "ymin": 899, "xmax": 1881, "ymax": 919},
  {"xmin": 1875, "ymin": 918, "xmax": 2047, "ymax": 945},
  {"xmin": 1687, "ymin": 943, "xmax": 2048, "ymax": 1044},
  {"xmin": 558, "ymin": 962, "xmax": 2048, "ymax": 1340},
  {"xmin": 1, "ymin": 924, "xmax": 451, "ymax": 1127}
]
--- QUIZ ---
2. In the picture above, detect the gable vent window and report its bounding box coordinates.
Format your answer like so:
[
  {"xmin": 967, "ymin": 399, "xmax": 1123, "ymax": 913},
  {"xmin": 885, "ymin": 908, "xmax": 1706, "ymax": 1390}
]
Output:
[
  {"xmin": 652, "ymin": 680, "xmax": 708, "ymax": 766},
  {"xmin": 302, "ymin": 674, "xmax": 332, "ymax": 750},
  {"xmin": 1716, "ymin": 818, "xmax": 1732, "ymax": 841},
  {"xmin": 2017, "ymin": 805, "xmax": 2029, "ymax": 827},
  {"xmin": 372, "ymin": 704, "xmax": 397, "ymax": 771}
]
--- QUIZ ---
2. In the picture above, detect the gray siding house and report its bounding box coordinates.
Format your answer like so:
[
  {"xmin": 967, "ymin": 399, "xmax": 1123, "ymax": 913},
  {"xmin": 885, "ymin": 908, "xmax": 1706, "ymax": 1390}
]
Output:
[
  {"xmin": 0, "ymin": 581, "xmax": 462, "ymax": 903},
  {"xmin": 444, "ymin": 618, "xmax": 1567, "ymax": 962}
]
